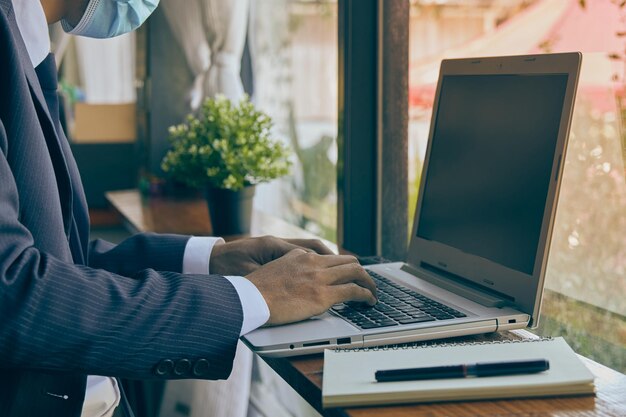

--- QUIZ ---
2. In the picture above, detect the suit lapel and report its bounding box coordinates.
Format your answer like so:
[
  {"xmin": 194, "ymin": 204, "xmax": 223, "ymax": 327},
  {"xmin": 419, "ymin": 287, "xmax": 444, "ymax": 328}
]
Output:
[{"xmin": 1, "ymin": 0, "xmax": 74, "ymax": 238}]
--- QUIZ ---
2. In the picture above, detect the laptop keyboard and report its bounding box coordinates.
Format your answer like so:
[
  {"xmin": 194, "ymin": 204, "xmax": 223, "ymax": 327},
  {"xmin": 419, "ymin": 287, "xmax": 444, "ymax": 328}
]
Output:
[{"xmin": 331, "ymin": 270, "xmax": 466, "ymax": 329}]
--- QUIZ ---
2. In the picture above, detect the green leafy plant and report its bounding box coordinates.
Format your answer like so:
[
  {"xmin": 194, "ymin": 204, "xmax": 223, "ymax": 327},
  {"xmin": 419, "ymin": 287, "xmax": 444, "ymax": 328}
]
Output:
[{"xmin": 161, "ymin": 95, "xmax": 291, "ymax": 190}]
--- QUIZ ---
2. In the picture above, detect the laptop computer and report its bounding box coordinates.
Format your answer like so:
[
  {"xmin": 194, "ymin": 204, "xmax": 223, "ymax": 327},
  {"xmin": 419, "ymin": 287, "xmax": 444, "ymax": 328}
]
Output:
[{"xmin": 243, "ymin": 52, "xmax": 582, "ymax": 357}]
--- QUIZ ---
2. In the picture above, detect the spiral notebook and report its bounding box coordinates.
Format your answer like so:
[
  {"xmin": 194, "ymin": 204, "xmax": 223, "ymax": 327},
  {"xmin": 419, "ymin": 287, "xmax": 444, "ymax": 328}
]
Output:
[{"xmin": 322, "ymin": 337, "xmax": 595, "ymax": 408}]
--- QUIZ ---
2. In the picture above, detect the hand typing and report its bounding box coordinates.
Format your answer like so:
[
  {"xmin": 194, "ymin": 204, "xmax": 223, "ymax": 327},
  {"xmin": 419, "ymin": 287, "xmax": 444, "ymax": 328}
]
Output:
[
  {"xmin": 245, "ymin": 249, "xmax": 377, "ymax": 325},
  {"xmin": 209, "ymin": 235, "xmax": 334, "ymax": 276}
]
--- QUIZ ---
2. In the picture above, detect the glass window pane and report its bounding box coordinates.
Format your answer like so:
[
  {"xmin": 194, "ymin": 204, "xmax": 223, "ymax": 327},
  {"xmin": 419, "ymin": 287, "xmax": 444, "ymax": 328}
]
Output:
[
  {"xmin": 408, "ymin": 0, "xmax": 625, "ymax": 370},
  {"xmin": 249, "ymin": 1, "xmax": 338, "ymax": 242}
]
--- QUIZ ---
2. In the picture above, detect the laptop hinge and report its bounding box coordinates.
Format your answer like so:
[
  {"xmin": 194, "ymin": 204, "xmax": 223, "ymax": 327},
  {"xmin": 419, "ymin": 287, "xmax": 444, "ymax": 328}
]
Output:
[{"xmin": 401, "ymin": 263, "xmax": 511, "ymax": 308}]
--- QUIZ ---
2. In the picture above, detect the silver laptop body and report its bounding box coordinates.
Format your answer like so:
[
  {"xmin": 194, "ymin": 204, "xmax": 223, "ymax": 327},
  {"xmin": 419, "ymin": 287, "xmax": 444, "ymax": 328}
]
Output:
[{"xmin": 243, "ymin": 52, "xmax": 581, "ymax": 357}]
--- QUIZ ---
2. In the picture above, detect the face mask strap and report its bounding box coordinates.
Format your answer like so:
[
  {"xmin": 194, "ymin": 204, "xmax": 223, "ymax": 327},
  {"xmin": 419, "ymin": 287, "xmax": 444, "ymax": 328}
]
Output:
[{"xmin": 61, "ymin": 0, "xmax": 102, "ymax": 35}]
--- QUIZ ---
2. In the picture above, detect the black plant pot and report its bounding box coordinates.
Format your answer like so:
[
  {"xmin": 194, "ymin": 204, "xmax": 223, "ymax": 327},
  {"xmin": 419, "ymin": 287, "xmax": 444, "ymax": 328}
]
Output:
[{"xmin": 205, "ymin": 185, "xmax": 256, "ymax": 236}]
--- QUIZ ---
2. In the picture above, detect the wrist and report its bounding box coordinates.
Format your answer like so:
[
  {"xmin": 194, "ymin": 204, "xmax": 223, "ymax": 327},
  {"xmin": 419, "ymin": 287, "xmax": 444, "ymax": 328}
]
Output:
[{"xmin": 208, "ymin": 241, "xmax": 225, "ymax": 274}]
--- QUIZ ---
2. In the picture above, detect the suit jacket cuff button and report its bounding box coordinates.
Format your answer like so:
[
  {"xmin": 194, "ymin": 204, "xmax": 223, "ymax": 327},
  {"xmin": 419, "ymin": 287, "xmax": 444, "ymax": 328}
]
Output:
[
  {"xmin": 174, "ymin": 359, "xmax": 192, "ymax": 376},
  {"xmin": 192, "ymin": 359, "xmax": 210, "ymax": 377},
  {"xmin": 154, "ymin": 359, "xmax": 174, "ymax": 376}
]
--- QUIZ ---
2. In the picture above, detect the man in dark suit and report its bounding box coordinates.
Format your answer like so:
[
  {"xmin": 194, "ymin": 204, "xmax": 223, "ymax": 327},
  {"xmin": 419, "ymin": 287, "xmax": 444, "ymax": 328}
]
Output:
[{"xmin": 0, "ymin": 0, "xmax": 377, "ymax": 416}]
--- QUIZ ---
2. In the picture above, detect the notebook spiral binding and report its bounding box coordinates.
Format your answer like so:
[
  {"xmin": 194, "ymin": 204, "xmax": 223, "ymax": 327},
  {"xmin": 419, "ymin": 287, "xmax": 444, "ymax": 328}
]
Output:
[{"xmin": 336, "ymin": 336, "xmax": 553, "ymax": 353}]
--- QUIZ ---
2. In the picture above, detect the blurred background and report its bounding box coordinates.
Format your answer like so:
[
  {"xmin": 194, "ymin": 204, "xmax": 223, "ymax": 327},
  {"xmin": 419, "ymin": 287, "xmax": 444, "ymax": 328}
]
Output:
[{"xmin": 50, "ymin": 0, "xmax": 624, "ymax": 415}]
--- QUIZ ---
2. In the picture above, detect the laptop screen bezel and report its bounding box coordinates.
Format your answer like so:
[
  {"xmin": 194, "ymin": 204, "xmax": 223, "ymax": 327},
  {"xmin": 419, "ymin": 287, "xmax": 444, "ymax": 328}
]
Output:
[{"xmin": 406, "ymin": 53, "xmax": 581, "ymax": 323}]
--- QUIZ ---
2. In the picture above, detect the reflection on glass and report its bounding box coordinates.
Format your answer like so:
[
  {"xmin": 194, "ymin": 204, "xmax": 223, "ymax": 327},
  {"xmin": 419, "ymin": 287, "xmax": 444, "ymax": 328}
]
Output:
[
  {"xmin": 249, "ymin": 0, "xmax": 338, "ymax": 242},
  {"xmin": 408, "ymin": 0, "xmax": 625, "ymax": 369}
]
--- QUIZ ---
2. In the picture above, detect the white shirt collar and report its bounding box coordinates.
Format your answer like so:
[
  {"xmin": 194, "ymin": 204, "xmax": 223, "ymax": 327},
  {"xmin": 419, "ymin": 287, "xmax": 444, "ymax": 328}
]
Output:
[{"xmin": 12, "ymin": 0, "xmax": 51, "ymax": 67}]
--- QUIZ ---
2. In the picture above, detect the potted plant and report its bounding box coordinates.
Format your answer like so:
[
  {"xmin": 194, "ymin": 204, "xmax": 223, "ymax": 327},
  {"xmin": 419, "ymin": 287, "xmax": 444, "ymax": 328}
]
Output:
[{"xmin": 161, "ymin": 95, "xmax": 291, "ymax": 235}]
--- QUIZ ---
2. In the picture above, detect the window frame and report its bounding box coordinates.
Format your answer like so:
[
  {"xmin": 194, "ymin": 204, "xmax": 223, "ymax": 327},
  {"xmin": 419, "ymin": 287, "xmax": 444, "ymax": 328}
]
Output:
[{"xmin": 337, "ymin": 0, "xmax": 409, "ymax": 260}]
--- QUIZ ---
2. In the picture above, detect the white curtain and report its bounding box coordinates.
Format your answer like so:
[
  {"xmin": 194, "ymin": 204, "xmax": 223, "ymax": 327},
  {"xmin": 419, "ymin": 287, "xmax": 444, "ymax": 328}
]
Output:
[
  {"xmin": 161, "ymin": 0, "xmax": 249, "ymax": 109},
  {"xmin": 202, "ymin": 0, "xmax": 248, "ymax": 100},
  {"xmin": 159, "ymin": 0, "xmax": 210, "ymax": 109},
  {"xmin": 158, "ymin": 2, "xmax": 252, "ymax": 417},
  {"xmin": 74, "ymin": 34, "xmax": 136, "ymax": 103}
]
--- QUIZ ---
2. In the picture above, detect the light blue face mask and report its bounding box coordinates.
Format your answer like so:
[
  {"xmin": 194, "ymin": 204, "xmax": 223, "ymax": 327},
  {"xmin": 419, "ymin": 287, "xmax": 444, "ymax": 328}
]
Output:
[{"xmin": 62, "ymin": 0, "xmax": 159, "ymax": 39}]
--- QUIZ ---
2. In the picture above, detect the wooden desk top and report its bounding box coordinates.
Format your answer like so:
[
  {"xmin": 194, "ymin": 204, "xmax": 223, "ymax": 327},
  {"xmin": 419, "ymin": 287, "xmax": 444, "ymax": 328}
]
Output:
[{"xmin": 106, "ymin": 190, "xmax": 626, "ymax": 417}]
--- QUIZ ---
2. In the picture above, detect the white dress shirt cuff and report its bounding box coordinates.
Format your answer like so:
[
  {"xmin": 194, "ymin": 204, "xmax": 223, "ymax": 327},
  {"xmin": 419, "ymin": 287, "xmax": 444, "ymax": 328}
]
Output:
[
  {"xmin": 182, "ymin": 236, "xmax": 225, "ymax": 274},
  {"xmin": 182, "ymin": 237, "xmax": 270, "ymax": 335},
  {"xmin": 225, "ymin": 276, "xmax": 270, "ymax": 336}
]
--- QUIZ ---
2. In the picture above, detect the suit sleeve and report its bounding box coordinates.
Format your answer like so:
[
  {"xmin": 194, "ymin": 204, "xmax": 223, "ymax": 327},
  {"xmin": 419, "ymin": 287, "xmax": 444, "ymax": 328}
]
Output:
[
  {"xmin": 88, "ymin": 233, "xmax": 190, "ymax": 276},
  {"xmin": 0, "ymin": 122, "xmax": 243, "ymax": 381}
]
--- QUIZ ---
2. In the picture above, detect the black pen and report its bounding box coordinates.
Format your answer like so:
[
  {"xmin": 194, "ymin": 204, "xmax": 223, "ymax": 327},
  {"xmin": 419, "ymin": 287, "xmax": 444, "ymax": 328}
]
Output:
[{"xmin": 375, "ymin": 359, "xmax": 549, "ymax": 382}]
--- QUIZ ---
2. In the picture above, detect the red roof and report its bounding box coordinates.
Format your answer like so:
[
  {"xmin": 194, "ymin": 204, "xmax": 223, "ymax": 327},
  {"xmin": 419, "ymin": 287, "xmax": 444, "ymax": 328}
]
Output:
[
  {"xmin": 530, "ymin": 0, "xmax": 625, "ymax": 54},
  {"xmin": 409, "ymin": 0, "xmax": 626, "ymax": 113}
]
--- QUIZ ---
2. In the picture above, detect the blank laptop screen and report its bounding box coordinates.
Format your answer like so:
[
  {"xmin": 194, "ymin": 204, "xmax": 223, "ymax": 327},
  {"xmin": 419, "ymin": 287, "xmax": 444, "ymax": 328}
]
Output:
[{"xmin": 417, "ymin": 74, "xmax": 568, "ymax": 275}]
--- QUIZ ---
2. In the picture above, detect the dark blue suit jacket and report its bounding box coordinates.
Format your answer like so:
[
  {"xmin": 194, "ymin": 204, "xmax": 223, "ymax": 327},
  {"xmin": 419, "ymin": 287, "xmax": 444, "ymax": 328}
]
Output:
[{"xmin": 0, "ymin": 2, "xmax": 243, "ymax": 416}]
